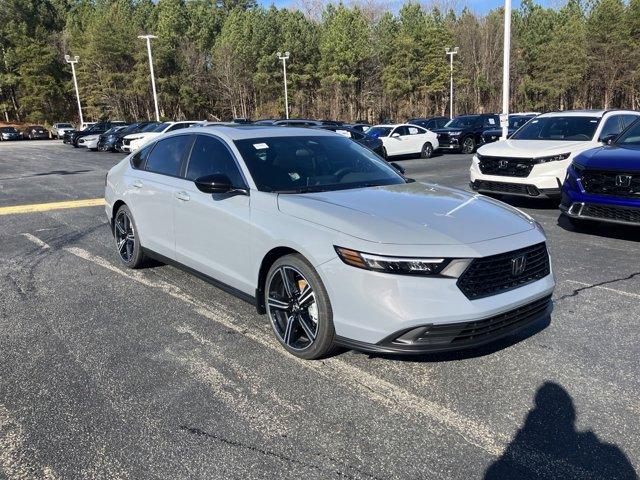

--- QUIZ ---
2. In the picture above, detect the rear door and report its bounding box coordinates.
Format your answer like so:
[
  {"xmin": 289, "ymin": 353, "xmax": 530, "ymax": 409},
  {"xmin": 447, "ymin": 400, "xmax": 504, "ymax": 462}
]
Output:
[
  {"xmin": 125, "ymin": 134, "xmax": 194, "ymax": 257},
  {"xmin": 173, "ymin": 134, "xmax": 254, "ymax": 293}
]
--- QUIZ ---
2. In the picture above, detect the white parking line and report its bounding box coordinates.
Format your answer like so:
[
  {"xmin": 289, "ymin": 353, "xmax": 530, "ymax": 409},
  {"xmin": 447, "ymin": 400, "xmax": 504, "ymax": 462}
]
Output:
[
  {"xmin": 20, "ymin": 233, "xmax": 50, "ymax": 250},
  {"xmin": 565, "ymin": 280, "xmax": 640, "ymax": 299}
]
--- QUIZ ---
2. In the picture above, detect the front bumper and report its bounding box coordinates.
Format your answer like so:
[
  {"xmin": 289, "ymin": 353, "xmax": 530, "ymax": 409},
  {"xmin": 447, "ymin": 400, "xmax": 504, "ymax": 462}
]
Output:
[{"xmin": 470, "ymin": 156, "xmax": 566, "ymax": 198}]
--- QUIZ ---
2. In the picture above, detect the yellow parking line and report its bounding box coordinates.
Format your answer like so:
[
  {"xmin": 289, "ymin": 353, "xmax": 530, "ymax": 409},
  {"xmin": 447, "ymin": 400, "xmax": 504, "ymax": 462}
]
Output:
[{"xmin": 0, "ymin": 198, "xmax": 105, "ymax": 216}]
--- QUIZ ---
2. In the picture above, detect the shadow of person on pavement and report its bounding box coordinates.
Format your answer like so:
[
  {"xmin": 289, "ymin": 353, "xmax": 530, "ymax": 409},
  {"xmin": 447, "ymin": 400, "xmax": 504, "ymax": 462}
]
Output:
[{"xmin": 484, "ymin": 382, "xmax": 638, "ymax": 480}]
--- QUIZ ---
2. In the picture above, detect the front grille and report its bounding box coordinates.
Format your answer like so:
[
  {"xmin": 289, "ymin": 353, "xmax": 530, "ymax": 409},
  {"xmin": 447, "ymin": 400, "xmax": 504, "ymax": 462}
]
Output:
[
  {"xmin": 413, "ymin": 295, "xmax": 552, "ymax": 346},
  {"xmin": 472, "ymin": 180, "xmax": 539, "ymax": 196},
  {"xmin": 581, "ymin": 170, "xmax": 640, "ymax": 198},
  {"xmin": 457, "ymin": 243, "xmax": 550, "ymax": 300},
  {"xmin": 437, "ymin": 133, "xmax": 456, "ymax": 147},
  {"xmin": 479, "ymin": 156, "xmax": 535, "ymax": 177},
  {"xmin": 581, "ymin": 203, "xmax": 640, "ymax": 224}
]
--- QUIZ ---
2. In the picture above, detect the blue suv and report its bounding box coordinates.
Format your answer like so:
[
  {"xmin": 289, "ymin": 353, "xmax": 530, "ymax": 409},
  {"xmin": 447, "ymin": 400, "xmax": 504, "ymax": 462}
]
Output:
[{"xmin": 560, "ymin": 119, "xmax": 640, "ymax": 227}]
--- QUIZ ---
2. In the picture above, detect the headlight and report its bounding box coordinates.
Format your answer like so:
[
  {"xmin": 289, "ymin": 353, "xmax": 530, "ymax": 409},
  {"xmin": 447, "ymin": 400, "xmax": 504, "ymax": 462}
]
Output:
[
  {"xmin": 533, "ymin": 153, "xmax": 570, "ymax": 164},
  {"xmin": 449, "ymin": 131, "xmax": 462, "ymax": 136},
  {"xmin": 335, "ymin": 247, "xmax": 471, "ymax": 277}
]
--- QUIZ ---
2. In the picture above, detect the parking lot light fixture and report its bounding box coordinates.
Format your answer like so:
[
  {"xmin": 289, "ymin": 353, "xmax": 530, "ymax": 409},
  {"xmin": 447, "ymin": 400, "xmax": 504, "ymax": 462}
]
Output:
[
  {"xmin": 64, "ymin": 55, "xmax": 84, "ymax": 126},
  {"xmin": 277, "ymin": 51, "xmax": 290, "ymax": 119},
  {"xmin": 445, "ymin": 47, "xmax": 459, "ymax": 120},
  {"xmin": 138, "ymin": 34, "xmax": 160, "ymax": 122},
  {"xmin": 501, "ymin": 0, "xmax": 512, "ymax": 140}
]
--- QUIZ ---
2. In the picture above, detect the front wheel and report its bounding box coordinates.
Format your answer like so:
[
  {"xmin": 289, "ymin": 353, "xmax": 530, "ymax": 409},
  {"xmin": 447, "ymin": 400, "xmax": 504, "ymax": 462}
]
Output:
[
  {"xmin": 420, "ymin": 142, "xmax": 434, "ymax": 159},
  {"xmin": 265, "ymin": 254, "xmax": 335, "ymax": 360},
  {"xmin": 461, "ymin": 137, "xmax": 476, "ymax": 154}
]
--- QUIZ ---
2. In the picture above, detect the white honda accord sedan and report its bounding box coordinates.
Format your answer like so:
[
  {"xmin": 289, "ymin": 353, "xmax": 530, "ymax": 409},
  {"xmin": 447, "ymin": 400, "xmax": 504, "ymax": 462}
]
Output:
[{"xmin": 105, "ymin": 126, "xmax": 555, "ymax": 360}]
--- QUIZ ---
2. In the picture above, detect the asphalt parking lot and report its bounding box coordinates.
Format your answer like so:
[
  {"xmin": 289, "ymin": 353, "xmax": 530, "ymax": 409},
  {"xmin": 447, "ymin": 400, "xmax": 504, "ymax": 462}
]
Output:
[{"xmin": 1, "ymin": 140, "xmax": 638, "ymax": 479}]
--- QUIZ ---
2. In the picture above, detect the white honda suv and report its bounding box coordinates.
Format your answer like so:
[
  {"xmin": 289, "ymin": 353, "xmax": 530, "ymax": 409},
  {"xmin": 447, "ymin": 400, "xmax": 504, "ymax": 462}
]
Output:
[
  {"xmin": 368, "ymin": 124, "xmax": 439, "ymax": 159},
  {"xmin": 470, "ymin": 110, "xmax": 640, "ymax": 199}
]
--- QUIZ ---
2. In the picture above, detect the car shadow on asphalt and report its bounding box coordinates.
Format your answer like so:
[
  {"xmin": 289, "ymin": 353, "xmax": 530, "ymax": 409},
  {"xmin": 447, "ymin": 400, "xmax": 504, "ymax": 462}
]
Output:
[
  {"xmin": 556, "ymin": 214, "xmax": 640, "ymax": 242},
  {"xmin": 483, "ymin": 382, "xmax": 638, "ymax": 479}
]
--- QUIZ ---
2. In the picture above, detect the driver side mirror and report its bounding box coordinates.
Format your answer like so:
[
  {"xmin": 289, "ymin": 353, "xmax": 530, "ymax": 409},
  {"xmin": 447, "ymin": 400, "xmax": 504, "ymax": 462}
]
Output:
[
  {"xmin": 600, "ymin": 133, "xmax": 617, "ymax": 145},
  {"xmin": 194, "ymin": 174, "xmax": 248, "ymax": 195},
  {"xmin": 390, "ymin": 162, "xmax": 405, "ymax": 174},
  {"xmin": 391, "ymin": 132, "xmax": 401, "ymax": 138}
]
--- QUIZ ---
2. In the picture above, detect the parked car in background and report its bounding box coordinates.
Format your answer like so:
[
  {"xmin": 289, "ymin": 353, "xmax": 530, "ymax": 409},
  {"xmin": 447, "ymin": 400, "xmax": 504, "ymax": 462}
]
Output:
[
  {"xmin": 121, "ymin": 121, "xmax": 203, "ymax": 153},
  {"xmin": 432, "ymin": 114, "xmax": 500, "ymax": 154},
  {"xmin": 80, "ymin": 122, "xmax": 96, "ymax": 130},
  {"xmin": 273, "ymin": 119, "xmax": 322, "ymax": 127},
  {"xmin": 316, "ymin": 125, "xmax": 385, "ymax": 158},
  {"xmin": 348, "ymin": 123, "xmax": 371, "ymax": 133},
  {"xmin": 100, "ymin": 122, "xmax": 156, "ymax": 152},
  {"xmin": 560, "ymin": 118, "xmax": 640, "ymax": 227},
  {"xmin": 470, "ymin": 110, "xmax": 640, "ymax": 199},
  {"xmin": 0, "ymin": 126, "xmax": 22, "ymax": 141},
  {"xmin": 50, "ymin": 123, "xmax": 75, "ymax": 139},
  {"xmin": 480, "ymin": 113, "xmax": 539, "ymax": 145},
  {"xmin": 105, "ymin": 125, "xmax": 554, "ymax": 359},
  {"xmin": 22, "ymin": 125, "xmax": 49, "ymax": 140},
  {"xmin": 79, "ymin": 126, "xmax": 128, "ymax": 150},
  {"xmin": 368, "ymin": 124, "xmax": 439, "ymax": 158},
  {"xmin": 408, "ymin": 116, "xmax": 450, "ymax": 130},
  {"xmin": 70, "ymin": 121, "xmax": 128, "ymax": 147},
  {"xmin": 253, "ymin": 119, "xmax": 278, "ymax": 125}
]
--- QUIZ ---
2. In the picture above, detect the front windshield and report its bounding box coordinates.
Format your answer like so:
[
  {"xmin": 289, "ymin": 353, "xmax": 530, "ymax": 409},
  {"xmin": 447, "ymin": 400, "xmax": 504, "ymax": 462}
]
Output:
[
  {"xmin": 509, "ymin": 116, "xmax": 534, "ymax": 129},
  {"xmin": 511, "ymin": 116, "xmax": 599, "ymax": 141},
  {"xmin": 614, "ymin": 119, "xmax": 640, "ymax": 146},
  {"xmin": 367, "ymin": 127, "xmax": 392, "ymax": 138},
  {"xmin": 58, "ymin": 123, "xmax": 73, "ymax": 128},
  {"xmin": 149, "ymin": 122, "xmax": 170, "ymax": 132},
  {"xmin": 234, "ymin": 136, "xmax": 405, "ymax": 193},
  {"xmin": 0, "ymin": 127, "xmax": 17, "ymax": 133},
  {"xmin": 444, "ymin": 116, "xmax": 479, "ymax": 128},
  {"xmin": 140, "ymin": 122, "xmax": 163, "ymax": 132}
]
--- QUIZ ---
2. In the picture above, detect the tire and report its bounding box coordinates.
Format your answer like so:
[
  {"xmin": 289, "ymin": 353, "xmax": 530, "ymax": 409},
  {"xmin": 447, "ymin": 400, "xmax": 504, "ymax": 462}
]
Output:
[
  {"xmin": 114, "ymin": 204, "xmax": 146, "ymax": 268},
  {"xmin": 461, "ymin": 136, "xmax": 476, "ymax": 154},
  {"xmin": 265, "ymin": 254, "xmax": 335, "ymax": 360},
  {"xmin": 420, "ymin": 142, "xmax": 434, "ymax": 159}
]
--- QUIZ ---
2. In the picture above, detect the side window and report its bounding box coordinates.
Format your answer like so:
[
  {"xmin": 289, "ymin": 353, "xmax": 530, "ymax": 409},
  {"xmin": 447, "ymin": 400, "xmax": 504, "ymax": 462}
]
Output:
[
  {"xmin": 620, "ymin": 114, "xmax": 639, "ymax": 129},
  {"xmin": 145, "ymin": 135, "xmax": 192, "ymax": 177},
  {"xmin": 483, "ymin": 116, "xmax": 497, "ymax": 128},
  {"xmin": 599, "ymin": 116, "xmax": 622, "ymax": 140},
  {"xmin": 185, "ymin": 135, "xmax": 245, "ymax": 187},
  {"xmin": 130, "ymin": 145, "xmax": 153, "ymax": 169},
  {"xmin": 394, "ymin": 126, "xmax": 409, "ymax": 136},
  {"xmin": 408, "ymin": 126, "xmax": 420, "ymax": 135}
]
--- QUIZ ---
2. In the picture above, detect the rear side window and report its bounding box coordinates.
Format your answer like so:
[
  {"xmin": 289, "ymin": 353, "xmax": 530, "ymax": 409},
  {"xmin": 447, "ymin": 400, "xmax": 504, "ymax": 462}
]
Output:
[
  {"xmin": 185, "ymin": 135, "xmax": 245, "ymax": 187},
  {"xmin": 145, "ymin": 135, "xmax": 192, "ymax": 177}
]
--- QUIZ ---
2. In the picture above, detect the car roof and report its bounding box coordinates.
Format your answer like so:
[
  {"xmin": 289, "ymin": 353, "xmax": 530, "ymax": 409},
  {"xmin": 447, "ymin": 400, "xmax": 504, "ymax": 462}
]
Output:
[
  {"xmin": 194, "ymin": 125, "xmax": 338, "ymax": 140},
  {"xmin": 536, "ymin": 109, "xmax": 639, "ymax": 118}
]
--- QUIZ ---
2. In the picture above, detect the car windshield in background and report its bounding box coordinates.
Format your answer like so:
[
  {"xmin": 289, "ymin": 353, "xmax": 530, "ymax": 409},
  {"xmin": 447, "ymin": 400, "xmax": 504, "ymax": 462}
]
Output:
[
  {"xmin": 614, "ymin": 119, "xmax": 640, "ymax": 146},
  {"xmin": 1, "ymin": 127, "xmax": 18, "ymax": 133},
  {"xmin": 444, "ymin": 116, "xmax": 479, "ymax": 128},
  {"xmin": 511, "ymin": 116, "xmax": 599, "ymax": 141},
  {"xmin": 509, "ymin": 116, "xmax": 534, "ymax": 129},
  {"xmin": 234, "ymin": 136, "xmax": 405, "ymax": 193},
  {"xmin": 367, "ymin": 127, "xmax": 393, "ymax": 138},
  {"xmin": 58, "ymin": 123, "xmax": 73, "ymax": 128},
  {"xmin": 149, "ymin": 122, "xmax": 170, "ymax": 132}
]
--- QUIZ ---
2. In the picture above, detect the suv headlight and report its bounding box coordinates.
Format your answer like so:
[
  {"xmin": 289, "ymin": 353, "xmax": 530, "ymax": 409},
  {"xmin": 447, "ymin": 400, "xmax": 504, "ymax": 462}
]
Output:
[
  {"xmin": 533, "ymin": 153, "xmax": 570, "ymax": 164},
  {"xmin": 335, "ymin": 247, "xmax": 471, "ymax": 277},
  {"xmin": 449, "ymin": 131, "xmax": 462, "ymax": 136}
]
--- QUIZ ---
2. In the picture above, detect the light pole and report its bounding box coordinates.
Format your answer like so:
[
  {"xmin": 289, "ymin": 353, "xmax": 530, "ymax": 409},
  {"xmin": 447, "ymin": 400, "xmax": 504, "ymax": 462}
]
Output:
[
  {"xmin": 138, "ymin": 34, "xmax": 160, "ymax": 122},
  {"xmin": 277, "ymin": 51, "xmax": 290, "ymax": 119},
  {"xmin": 64, "ymin": 55, "xmax": 84, "ymax": 126},
  {"xmin": 445, "ymin": 47, "xmax": 459, "ymax": 119},
  {"xmin": 501, "ymin": 0, "xmax": 512, "ymax": 140}
]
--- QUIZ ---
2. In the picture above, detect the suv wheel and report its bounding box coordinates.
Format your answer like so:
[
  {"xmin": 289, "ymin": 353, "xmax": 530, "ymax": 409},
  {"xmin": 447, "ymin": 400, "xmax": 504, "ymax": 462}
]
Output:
[
  {"xmin": 420, "ymin": 142, "xmax": 434, "ymax": 159},
  {"xmin": 461, "ymin": 137, "xmax": 476, "ymax": 154},
  {"xmin": 265, "ymin": 254, "xmax": 335, "ymax": 360},
  {"xmin": 114, "ymin": 205, "xmax": 145, "ymax": 268}
]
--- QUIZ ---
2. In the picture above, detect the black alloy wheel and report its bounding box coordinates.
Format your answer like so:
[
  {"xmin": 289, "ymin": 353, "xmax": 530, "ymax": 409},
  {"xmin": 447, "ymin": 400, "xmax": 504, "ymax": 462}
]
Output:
[{"xmin": 461, "ymin": 137, "xmax": 476, "ymax": 154}]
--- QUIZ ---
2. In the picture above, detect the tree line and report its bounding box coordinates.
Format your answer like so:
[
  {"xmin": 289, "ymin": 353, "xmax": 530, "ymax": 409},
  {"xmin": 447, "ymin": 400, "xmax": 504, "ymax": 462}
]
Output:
[{"xmin": 1, "ymin": 0, "xmax": 639, "ymax": 125}]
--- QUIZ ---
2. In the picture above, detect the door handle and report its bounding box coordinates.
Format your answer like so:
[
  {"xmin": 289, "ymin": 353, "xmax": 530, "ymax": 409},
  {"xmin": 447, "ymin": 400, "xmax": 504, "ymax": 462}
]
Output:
[
  {"xmin": 132, "ymin": 180, "xmax": 143, "ymax": 188},
  {"xmin": 175, "ymin": 191, "xmax": 190, "ymax": 202}
]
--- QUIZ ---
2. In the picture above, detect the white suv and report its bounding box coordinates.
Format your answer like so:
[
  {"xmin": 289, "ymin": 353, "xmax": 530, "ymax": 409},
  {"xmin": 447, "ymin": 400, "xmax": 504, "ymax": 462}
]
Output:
[
  {"xmin": 368, "ymin": 124, "xmax": 439, "ymax": 159},
  {"xmin": 470, "ymin": 110, "xmax": 640, "ymax": 199}
]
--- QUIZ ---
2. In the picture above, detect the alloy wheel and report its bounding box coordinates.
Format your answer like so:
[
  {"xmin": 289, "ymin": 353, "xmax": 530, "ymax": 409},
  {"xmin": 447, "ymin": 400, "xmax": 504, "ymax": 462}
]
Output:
[
  {"xmin": 267, "ymin": 266, "xmax": 319, "ymax": 351},
  {"xmin": 114, "ymin": 210, "xmax": 136, "ymax": 263},
  {"xmin": 462, "ymin": 138, "xmax": 475, "ymax": 154},
  {"xmin": 422, "ymin": 143, "xmax": 433, "ymax": 158}
]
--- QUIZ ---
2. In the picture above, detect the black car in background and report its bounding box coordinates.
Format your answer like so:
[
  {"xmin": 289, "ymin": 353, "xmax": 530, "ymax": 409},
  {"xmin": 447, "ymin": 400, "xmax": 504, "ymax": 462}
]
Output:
[
  {"xmin": 316, "ymin": 125, "xmax": 385, "ymax": 158},
  {"xmin": 348, "ymin": 123, "xmax": 371, "ymax": 133},
  {"xmin": 480, "ymin": 113, "xmax": 538, "ymax": 145},
  {"xmin": 69, "ymin": 121, "xmax": 127, "ymax": 147},
  {"xmin": 22, "ymin": 125, "xmax": 48, "ymax": 139},
  {"xmin": 0, "ymin": 126, "xmax": 22, "ymax": 141},
  {"xmin": 432, "ymin": 114, "xmax": 501, "ymax": 154},
  {"xmin": 98, "ymin": 121, "xmax": 157, "ymax": 152},
  {"xmin": 113, "ymin": 122, "xmax": 161, "ymax": 152},
  {"xmin": 407, "ymin": 116, "xmax": 450, "ymax": 130}
]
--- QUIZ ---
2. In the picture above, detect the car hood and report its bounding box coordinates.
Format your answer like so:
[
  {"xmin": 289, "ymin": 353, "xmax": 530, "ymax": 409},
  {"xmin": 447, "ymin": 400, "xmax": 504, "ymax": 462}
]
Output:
[
  {"xmin": 82, "ymin": 134, "xmax": 99, "ymax": 141},
  {"xmin": 574, "ymin": 145, "xmax": 640, "ymax": 171},
  {"xmin": 478, "ymin": 139, "xmax": 594, "ymax": 158},
  {"xmin": 277, "ymin": 182, "xmax": 535, "ymax": 245},
  {"xmin": 125, "ymin": 132, "xmax": 158, "ymax": 140}
]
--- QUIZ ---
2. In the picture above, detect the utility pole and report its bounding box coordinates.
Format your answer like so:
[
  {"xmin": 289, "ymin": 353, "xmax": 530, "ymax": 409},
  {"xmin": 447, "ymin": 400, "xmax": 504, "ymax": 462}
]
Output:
[
  {"xmin": 138, "ymin": 35, "xmax": 160, "ymax": 122},
  {"xmin": 501, "ymin": 0, "xmax": 512, "ymax": 140},
  {"xmin": 64, "ymin": 55, "xmax": 84, "ymax": 126},
  {"xmin": 445, "ymin": 47, "xmax": 459, "ymax": 119},
  {"xmin": 277, "ymin": 52, "xmax": 290, "ymax": 119}
]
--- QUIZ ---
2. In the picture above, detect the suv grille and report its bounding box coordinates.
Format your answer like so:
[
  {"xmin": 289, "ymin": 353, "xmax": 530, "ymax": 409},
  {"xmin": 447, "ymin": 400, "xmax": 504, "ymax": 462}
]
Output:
[
  {"xmin": 478, "ymin": 156, "xmax": 535, "ymax": 177},
  {"xmin": 472, "ymin": 180, "xmax": 539, "ymax": 196},
  {"xmin": 457, "ymin": 243, "xmax": 550, "ymax": 300},
  {"xmin": 581, "ymin": 203, "xmax": 640, "ymax": 224},
  {"xmin": 581, "ymin": 170, "xmax": 640, "ymax": 198}
]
